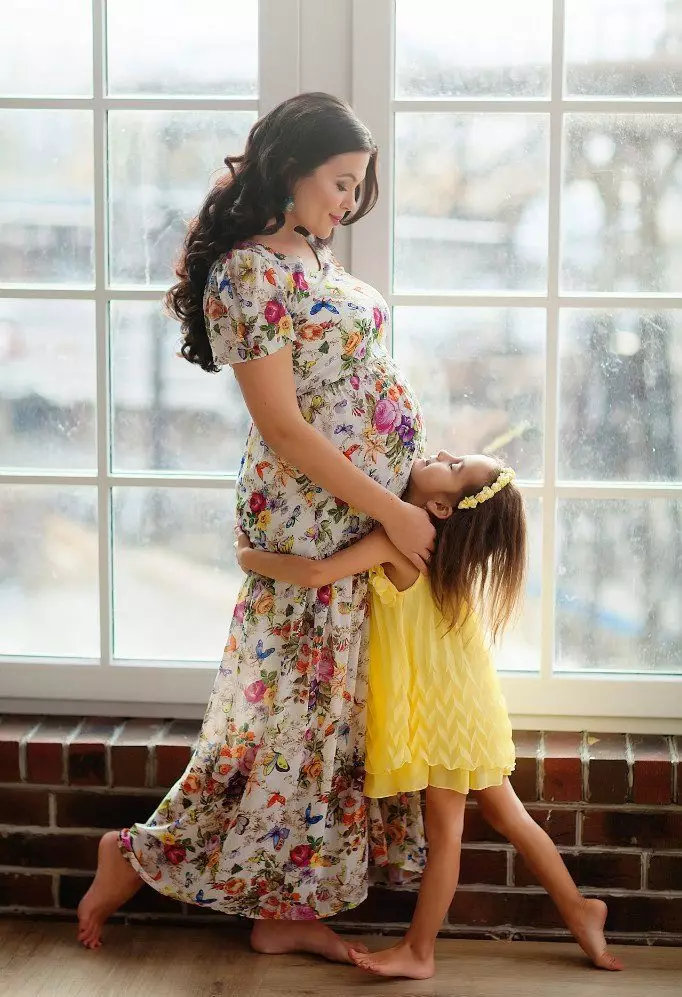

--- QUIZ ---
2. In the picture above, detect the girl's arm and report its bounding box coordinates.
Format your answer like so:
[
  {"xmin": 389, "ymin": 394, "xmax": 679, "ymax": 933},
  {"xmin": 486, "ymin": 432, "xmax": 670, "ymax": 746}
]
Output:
[
  {"xmin": 233, "ymin": 347, "xmax": 434, "ymax": 572},
  {"xmin": 235, "ymin": 527, "xmax": 395, "ymax": 588}
]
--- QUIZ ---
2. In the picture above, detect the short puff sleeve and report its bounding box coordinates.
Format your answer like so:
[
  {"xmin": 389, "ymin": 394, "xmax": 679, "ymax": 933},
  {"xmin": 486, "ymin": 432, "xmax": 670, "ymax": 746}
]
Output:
[{"xmin": 205, "ymin": 248, "xmax": 295, "ymax": 366}]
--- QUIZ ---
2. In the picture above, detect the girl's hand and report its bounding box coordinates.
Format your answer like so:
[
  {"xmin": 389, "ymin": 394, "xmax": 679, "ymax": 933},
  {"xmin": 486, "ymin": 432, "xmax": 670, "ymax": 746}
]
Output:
[
  {"xmin": 381, "ymin": 501, "xmax": 435, "ymax": 574},
  {"xmin": 233, "ymin": 527, "xmax": 253, "ymax": 571}
]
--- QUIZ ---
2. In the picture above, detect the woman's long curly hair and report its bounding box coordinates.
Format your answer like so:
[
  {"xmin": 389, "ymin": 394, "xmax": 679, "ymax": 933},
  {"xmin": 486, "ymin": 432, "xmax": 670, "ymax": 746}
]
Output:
[{"xmin": 165, "ymin": 92, "xmax": 379, "ymax": 372}]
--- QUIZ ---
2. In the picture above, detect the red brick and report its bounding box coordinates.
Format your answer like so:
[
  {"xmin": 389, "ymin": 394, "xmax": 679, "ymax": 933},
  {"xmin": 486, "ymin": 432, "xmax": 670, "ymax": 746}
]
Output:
[
  {"xmin": 514, "ymin": 849, "xmax": 641, "ymax": 889},
  {"xmin": 510, "ymin": 731, "xmax": 540, "ymax": 802},
  {"xmin": 0, "ymin": 872, "xmax": 54, "ymax": 908},
  {"xmin": 463, "ymin": 804, "xmax": 576, "ymax": 846},
  {"xmin": 0, "ymin": 716, "xmax": 42, "ymax": 782},
  {"xmin": 26, "ymin": 717, "xmax": 81, "ymax": 784},
  {"xmin": 68, "ymin": 718, "xmax": 120, "ymax": 787},
  {"xmin": 630, "ymin": 736, "xmax": 673, "ymax": 806},
  {"xmin": 0, "ymin": 787, "xmax": 50, "ymax": 826},
  {"xmin": 154, "ymin": 720, "xmax": 199, "ymax": 787},
  {"xmin": 648, "ymin": 854, "xmax": 682, "ymax": 891},
  {"xmin": 111, "ymin": 719, "xmax": 164, "ymax": 788},
  {"xmin": 603, "ymin": 894, "xmax": 682, "ymax": 934},
  {"xmin": 449, "ymin": 889, "xmax": 564, "ymax": 929},
  {"xmin": 542, "ymin": 732, "xmax": 583, "ymax": 803},
  {"xmin": 586, "ymin": 733, "xmax": 630, "ymax": 804},
  {"xmin": 334, "ymin": 886, "xmax": 418, "ymax": 925},
  {"xmin": 459, "ymin": 847, "xmax": 508, "ymax": 886},
  {"xmin": 582, "ymin": 809, "xmax": 682, "ymax": 849},
  {"xmin": 527, "ymin": 807, "xmax": 578, "ymax": 846},
  {"xmin": 55, "ymin": 791, "xmax": 161, "ymax": 829},
  {"xmin": 0, "ymin": 831, "xmax": 100, "ymax": 871}
]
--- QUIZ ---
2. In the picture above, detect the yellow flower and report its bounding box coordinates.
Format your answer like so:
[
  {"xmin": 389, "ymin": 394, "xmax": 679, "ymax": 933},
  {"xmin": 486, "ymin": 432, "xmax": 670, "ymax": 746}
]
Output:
[
  {"xmin": 257, "ymin": 510, "xmax": 272, "ymax": 530},
  {"xmin": 285, "ymin": 273, "xmax": 296, "ymax": 293},
  {"xmin": 279, "ymin": 315, "xmax": 294, "ymax": 337}
]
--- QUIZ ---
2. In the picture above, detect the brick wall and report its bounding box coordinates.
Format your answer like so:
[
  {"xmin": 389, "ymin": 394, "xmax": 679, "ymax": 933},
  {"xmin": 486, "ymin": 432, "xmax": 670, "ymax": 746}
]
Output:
[{"xmin": 0, "ymin": 717, "xmax": 681, "ymax": 943}]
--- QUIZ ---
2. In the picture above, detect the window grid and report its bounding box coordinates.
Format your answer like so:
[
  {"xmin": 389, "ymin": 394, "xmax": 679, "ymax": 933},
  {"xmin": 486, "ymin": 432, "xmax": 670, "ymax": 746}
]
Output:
[
  {"xmin": 1, "ymin": 0, "xmax": 681, "ymax": 723},
  {"xmin": 351, "ymin": 0, "xmax": 682, "ymax": 707}
]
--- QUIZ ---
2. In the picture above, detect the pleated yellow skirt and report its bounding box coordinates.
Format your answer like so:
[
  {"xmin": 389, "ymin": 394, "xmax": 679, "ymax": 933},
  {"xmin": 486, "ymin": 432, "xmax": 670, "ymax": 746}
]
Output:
[{"xmin": 364, "ymin": 567, "xmax": 516, "ymax": 799}]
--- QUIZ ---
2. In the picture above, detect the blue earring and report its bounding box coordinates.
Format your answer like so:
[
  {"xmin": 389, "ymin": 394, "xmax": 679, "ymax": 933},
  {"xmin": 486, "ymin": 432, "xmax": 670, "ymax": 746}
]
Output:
[{"xmin": 284, "ymin": 196, "xmax": 295, "ymax": 214}]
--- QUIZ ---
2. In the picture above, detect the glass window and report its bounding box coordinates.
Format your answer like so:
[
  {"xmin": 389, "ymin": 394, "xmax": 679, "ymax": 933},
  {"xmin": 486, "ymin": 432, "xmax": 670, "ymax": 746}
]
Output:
[
  {"xmin": 565, "ymin": 0, "xmax": 682, "ymax": 98},
  {"xmin": 110, "ymin": 302, "xmax": 249, "ymax": 473},
  {"xmin": 0, "ymin": 110, "xmax": 94, "ymax": 285},
  {"xmin": 0, "ymin": 0, "xmax": 92, "ymax": 98},
  {"xmin": 0, "ymin": 485, "xmax": 99, "ymax": 657},
  {"xmin": 0, "ymin": 300, "xmax": 96, "ymax": 471},
  {"xmin": 394, "ymin": 113, "xmax": 550, "ymax": 292},
  {"xmin": 395, "ymin": 0, "xmax": 552, "ymax": 98},
  {"xmin": 106, "ymin": 0, "xmax": 258, "ymax": 97},
  {"xmin": 112, "ymin": 487, "xmax": 242, "ymax": 660}
]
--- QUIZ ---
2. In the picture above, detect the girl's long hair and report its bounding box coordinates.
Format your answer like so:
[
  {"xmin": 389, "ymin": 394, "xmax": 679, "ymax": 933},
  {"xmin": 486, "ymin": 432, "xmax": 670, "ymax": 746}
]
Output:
[{"xmin": 429, "ymin": 463, "xmax": 528, "ymax": 641}]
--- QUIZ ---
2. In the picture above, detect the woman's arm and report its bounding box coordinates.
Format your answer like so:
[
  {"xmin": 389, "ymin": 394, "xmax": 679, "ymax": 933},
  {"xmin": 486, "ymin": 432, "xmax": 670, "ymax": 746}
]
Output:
[
  {"xmin": 235, "ymin": 527, "xmax": 394, "ymax": 588},
  {"xmin": 233, "ymin": 346, "xmax": 435, "ymax": 572}
]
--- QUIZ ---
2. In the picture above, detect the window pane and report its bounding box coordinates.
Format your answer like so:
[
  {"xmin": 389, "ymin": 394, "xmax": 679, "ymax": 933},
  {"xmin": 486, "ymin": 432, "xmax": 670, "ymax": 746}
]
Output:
[
  {"xmin": 393, "ymin": 308, "xmax": 545, "ymax": 479},
  {"xmin": 110, "ymin": 302, "xmax": 250, "ymax": 473},
  {"xmin": 0, "ymin": 111, "xmax": 94, "ymax": 285},
  {"xmin": 562, "ymin": 114, "xmax": 682, "ymax": 293},
  {"xmin": 497, "ymin": 497, "xmax": 541, "ymax": 672},
  {"xmin": 556, "ymin": 499, "xmax": 682, "ymax": 673},
  {"xmin": 395, "ymin": 114, "xmax": 549, "ymax": 292},
  {"xmin": 106, "ymin": 0, "xmax": 258, "ymax": 97},
  {"xmin": 108, "ymin": 111, "xmax": 256, "ymax": 286},
  {"xmin": 0, "ymin": 485, "xmax": 99, "ymax": 657},
  {"xmin": 559, "ymin": 310, "xmax": 682, "ymax": 482},
  {"xmin": 396, "ymin": 0, "xmax": 551, "ymax": 98},
  {"xmin": 0, "ymin": 300, "xmax": 96, "ymax": 471},
  {"xmin": 565, "ymin": 0, "xmax": 682, "ymax": 98},
  {"xmin": 0, "ymin": 0, "xmax": 92, "ymax": 97},
  {"xmin": 113, "ymin": 487, "xmax": 241, "ymax": 660}
]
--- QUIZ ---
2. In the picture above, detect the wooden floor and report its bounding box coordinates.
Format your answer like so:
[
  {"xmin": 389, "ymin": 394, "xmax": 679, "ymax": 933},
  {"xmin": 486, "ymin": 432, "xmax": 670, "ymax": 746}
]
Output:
[{"xmin": 1, "ymin": 920, "xmax": 681, "ymax": 997}]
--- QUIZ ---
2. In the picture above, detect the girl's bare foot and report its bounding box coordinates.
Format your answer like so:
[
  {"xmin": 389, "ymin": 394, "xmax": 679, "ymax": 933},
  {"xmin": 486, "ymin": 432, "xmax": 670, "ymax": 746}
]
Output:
[
  {"xmin": 77, "ymin": 831, "xmax": 142, "ymax": 949},
  {"xmin": 350, "ymin": 940, "xmax": 435, "ymax": 980},
  {"xmin": 250, "ymin": 921, "xmax": 369, "ymax": 964},
  {"xmin": 569, "ymin": 898, "xmax": 623, "ymax": 971}
]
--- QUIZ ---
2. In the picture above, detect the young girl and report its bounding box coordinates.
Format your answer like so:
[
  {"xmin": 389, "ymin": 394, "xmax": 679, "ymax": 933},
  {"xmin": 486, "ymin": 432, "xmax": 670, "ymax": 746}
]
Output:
[{"xmin": 235, "ymin": 450, "xmax": 623, "ymax": 980}]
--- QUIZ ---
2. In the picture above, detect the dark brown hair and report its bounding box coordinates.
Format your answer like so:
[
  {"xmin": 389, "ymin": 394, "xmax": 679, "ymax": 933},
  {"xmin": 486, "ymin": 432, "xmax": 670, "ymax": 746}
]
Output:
[
  {"xmin": 165, "ymin": 92, "xmax": 378, "ymax": 372},
  {"xmin": 429, "ymin": 461, "xmax": 528, "ymax": 642}
]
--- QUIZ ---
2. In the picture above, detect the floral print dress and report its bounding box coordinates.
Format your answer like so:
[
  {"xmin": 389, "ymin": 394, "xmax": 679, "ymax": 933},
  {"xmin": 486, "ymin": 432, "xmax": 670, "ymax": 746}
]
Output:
[{"xmin": 119, "ymin": 241, "xmax": 427, "ymax": 919}]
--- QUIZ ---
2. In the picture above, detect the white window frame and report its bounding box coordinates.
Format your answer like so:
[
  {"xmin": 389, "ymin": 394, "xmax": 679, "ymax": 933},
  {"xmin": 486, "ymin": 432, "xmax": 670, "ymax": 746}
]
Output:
[
  {"xmin": 0, "ymin": 0, "xmax": 301, "ymax": 712},
  {"xmin": 351, "ymin": 0, "xmax": 682, "ymax": 731},
  {"xmin": 1, "ymin": 0, "xmax": 680, "ymax": 732}
]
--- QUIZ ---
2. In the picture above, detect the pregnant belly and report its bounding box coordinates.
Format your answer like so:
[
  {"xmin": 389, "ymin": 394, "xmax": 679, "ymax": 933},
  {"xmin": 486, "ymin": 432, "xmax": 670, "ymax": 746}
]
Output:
[
  {"xmin": 301, "ymin": 354, "xmax": 425, "ymax": 493},
  {"xmin": 236, "ymin": 353, "xmax": 425, "ymax": 556}
]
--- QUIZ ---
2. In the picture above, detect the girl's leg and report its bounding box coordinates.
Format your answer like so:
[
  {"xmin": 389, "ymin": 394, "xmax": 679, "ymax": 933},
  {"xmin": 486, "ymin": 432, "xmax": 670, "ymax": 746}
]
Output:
[
  {"xmin": 351, "ymin": 786, "xmax": 467, "ymax": 979},
  {"xmin": 475, "ymin": 779, "xmax": 623, "ymax": 971}
]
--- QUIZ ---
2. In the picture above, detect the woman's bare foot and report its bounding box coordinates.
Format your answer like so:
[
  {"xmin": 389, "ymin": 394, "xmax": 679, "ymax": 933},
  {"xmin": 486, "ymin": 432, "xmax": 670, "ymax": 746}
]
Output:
[
  {"xmin": 250, "ymin": 921, "xmax": 369, "ymax": 964},
  {"xmin": 77, "ymin": 831, "xmax": 143, "ymax": 949},
  {"xmin": 350, "ymin": 940, "xmax": 435, "ymax": 980},
  {"xmin": 568, "ymin": 899, "xmax": 623, "ymax": 971}
]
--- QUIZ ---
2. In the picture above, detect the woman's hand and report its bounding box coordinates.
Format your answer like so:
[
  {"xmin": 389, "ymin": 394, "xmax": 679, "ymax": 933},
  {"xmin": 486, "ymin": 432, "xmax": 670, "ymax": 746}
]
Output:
[
  {"xmin": 381, "ymin": 501, "xmax": 435, "ymax": 574},
  {"xmin": 233, "ymin": 527, "xmax": 253, "ymax": 572}
]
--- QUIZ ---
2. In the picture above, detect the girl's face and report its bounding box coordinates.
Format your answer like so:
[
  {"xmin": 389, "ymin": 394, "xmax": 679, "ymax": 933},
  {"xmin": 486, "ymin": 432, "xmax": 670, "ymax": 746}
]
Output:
[
  {"xmin": 410, "ymin": 451, "xmax": 501, "ymax": 514},
  {"xmin": 291, "ymin": 151, "xmax": 370, "ymax": 239}
]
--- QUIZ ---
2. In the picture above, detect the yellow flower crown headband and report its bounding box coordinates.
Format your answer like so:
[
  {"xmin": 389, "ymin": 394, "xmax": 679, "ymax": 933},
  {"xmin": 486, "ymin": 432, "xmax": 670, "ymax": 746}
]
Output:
[{"xmin": 458, "ymin": 467, "xmax": 516, "ymax": 510}]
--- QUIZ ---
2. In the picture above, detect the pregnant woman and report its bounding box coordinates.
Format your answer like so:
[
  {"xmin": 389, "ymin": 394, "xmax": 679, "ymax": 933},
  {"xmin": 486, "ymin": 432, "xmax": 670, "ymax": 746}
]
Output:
[{"xmin": 77, "ymin": 92, "xmax": 435, "ymax": 961}]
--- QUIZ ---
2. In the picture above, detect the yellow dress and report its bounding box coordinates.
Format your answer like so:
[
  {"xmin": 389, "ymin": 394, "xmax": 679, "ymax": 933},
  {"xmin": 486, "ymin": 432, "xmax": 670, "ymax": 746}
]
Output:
[{"xmin": 364, "ymin": 566, "xmax": 516, "ymax": 799}]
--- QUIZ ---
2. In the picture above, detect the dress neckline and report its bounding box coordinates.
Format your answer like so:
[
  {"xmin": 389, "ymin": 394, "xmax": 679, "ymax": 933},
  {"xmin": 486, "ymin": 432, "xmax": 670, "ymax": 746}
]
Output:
[{"xmin": 239, "ymin": 239, "xmax": 326, "ymax": 277}]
